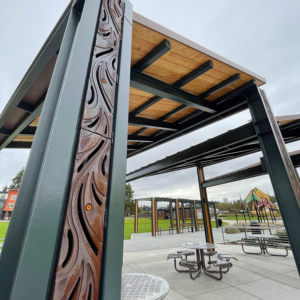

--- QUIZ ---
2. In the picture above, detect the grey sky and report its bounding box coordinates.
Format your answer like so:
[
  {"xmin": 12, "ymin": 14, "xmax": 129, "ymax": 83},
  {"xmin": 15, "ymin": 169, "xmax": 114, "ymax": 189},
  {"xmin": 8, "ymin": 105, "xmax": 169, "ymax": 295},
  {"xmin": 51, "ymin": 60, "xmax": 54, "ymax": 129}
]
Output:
[{"xmin": 0, "ymin": 0, "xmax": 299, "ymax": 201}]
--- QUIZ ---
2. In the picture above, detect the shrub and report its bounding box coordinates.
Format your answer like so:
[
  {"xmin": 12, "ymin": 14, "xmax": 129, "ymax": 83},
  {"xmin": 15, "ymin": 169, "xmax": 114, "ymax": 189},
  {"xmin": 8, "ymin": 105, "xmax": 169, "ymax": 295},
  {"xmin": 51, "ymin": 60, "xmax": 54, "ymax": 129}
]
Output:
[{"xmin": 224, "ymin": 227, "xmax": 240, "ymax": 234}]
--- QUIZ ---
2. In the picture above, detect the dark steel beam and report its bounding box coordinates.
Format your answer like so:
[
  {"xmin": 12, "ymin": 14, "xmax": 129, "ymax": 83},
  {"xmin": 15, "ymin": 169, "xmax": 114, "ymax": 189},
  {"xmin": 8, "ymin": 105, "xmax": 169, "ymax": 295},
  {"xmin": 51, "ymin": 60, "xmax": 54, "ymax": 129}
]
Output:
[
  {"xmin": 128, "ymin": 80, "xmax": 257, "ymax": 157},
  {"xmin": 199, "ymin": 73, "xmax": 241, "ymax": 98},
  {"xmin": 126, "ymin": 117, "xmax": 300, "ymax": 181},
  {"xmin": 129, "ymin": 60, "xmax": 213, "ymax": 118},
  {"xmin": 128, "ymin": 116, "xmax": 178, "ymax": 131},
  {"xmin": 203, "ymin": 152, "xmax": 300, "ymax": 188},
  {"xmin": 0, "ymin": 97, "xmax": 45, "ymax": 151},
  {"xmin": 173, "ymin": 61, "xmax": 213, "ymax": 88},
  {"xmin": 247, "ymin": 88, "xmax": 300, "ymax": 274},
  {"xmin": 132, "ymin": 39, "xmax": 171, "ymax": 72},
  {"xmin": 130, "ymin": 69, "xmax": 217, "ymax": 113},
  {"xmin": 126, "ymin": 122, "xmax": 257, "ymax": 181},
  {"xmin": 127, "ymin": 135, "xmax": 155, "ymax": 142},
  {"xmin": 0, "ymin": 2, "xmax": 70, "ymax": 131},
  {"xmin": 6, "ymin": 141, "xmax": 32, "ymax": 149},
  {"xmin": 129, "ymin": 95, "xmax": 162, "ymax": 117},
  {"xmin": 0, "ymin": 127, "xmax": 12, "ymax": 135},
  {"xmin": 20, "ymin": 126, "xmax": 37, "ymax": 135},
  {"xmin": 16, "ymin": 101, "xmax": 35, "ymax": 113}
]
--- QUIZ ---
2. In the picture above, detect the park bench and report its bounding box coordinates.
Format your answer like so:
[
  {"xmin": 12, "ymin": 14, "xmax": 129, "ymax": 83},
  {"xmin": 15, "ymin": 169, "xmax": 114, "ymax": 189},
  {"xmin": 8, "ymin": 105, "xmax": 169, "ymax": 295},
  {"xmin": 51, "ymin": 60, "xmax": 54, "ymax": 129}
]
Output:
[
  {"xmin": 157, "ymin": 226, "xmax": 174, "ymax": 235},
  {"xmin": 180, "ymin": 223, "xmax": 194, "ymax": 232}
]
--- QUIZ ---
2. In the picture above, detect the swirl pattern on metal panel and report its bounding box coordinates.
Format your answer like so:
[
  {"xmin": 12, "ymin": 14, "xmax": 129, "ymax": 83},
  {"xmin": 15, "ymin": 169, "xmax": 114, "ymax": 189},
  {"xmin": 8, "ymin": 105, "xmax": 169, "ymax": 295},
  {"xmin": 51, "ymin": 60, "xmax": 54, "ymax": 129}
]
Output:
[{"xmin": 51, "ymin": 1, "xmax": 123, "ymax": 299}]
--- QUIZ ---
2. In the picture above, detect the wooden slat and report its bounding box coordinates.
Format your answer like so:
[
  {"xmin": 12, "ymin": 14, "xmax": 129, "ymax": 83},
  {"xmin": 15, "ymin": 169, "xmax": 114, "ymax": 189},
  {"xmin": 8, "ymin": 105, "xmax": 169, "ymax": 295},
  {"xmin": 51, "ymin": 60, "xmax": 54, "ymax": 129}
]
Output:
[
  {"xmin": 128, "ymin": 125, "xmax": 142, "ymax": 135},
  {"xmin": 131, "ymin": 23, "xmax": 264, "ymax": 87},
  {"xmin": 138, "ymin": 128, "xmax": 159, "ymax": 136},
  {"xmin": 30, "ymin": 116, "xmax": 40, "ymax": 127},
  {"xmin": 137, "ymin": 99, "xmax": 182, "ymax": 120},
  {"xmin": 164, "ymin": 107, "xmax": 197, "ymax": 123},
  {"xmin": 14, "ymin": 135, "xmax": 34, "ymax": 142}
]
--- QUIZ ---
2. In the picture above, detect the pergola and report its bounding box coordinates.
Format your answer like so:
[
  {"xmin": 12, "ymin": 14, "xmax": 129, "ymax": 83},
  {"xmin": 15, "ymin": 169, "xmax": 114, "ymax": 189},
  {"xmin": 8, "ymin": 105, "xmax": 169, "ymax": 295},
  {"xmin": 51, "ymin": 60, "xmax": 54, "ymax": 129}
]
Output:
[
  {"xmin": 0, "ymin": 1, "xmax": 299, "ymax": 299},
  {"xmin": 133, "ymin": 197, "xmax": 210, "ymax": 236}
]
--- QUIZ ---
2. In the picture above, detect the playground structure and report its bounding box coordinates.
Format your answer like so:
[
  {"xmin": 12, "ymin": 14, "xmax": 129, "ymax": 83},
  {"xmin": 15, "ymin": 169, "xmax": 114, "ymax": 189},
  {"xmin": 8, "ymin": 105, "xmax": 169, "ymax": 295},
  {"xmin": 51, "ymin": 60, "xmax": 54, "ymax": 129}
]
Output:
[{"xmin": 133, "ymin": 197, "xmax": 219, "ymax": 236}]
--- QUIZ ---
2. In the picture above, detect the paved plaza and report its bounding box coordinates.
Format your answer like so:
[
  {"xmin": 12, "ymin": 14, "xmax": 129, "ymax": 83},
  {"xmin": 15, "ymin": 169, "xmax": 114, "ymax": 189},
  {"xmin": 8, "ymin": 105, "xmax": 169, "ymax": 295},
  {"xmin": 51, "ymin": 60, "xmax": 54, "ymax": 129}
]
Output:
[{"xmin": 123, "ymin": 230, "xmax": 300, "ymax": 300}]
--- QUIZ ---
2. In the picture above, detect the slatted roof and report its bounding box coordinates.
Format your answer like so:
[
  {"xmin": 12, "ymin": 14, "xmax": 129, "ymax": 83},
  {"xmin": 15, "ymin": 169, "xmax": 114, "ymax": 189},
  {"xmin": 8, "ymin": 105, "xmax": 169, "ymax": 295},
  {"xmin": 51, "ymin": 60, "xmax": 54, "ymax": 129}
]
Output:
[
  {"xmin": 0, "ymin": 7, "xmax": 266, "ymax": 153},
  {"xmin": 126, "ymin": 116, "xmax": 300, "ymax": 182},
  {"xmin": 202, "ymin": 150, "xmax": 300, "ymax": 188}
]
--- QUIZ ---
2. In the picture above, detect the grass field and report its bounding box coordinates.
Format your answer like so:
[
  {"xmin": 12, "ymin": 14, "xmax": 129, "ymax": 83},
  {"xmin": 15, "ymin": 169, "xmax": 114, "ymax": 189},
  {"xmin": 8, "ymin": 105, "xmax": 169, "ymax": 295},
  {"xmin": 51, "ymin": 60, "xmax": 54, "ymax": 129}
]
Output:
[
  {"xmin": 0, "ymin": 222, "xmax": 9, "ymax": 248},
  {"xmin": 124, "ymin": 218, "xmax": 225, "ymax": 240},
  {"xmin": 0, "ymin": 219, "xmax": 229, "ymax": 243}
]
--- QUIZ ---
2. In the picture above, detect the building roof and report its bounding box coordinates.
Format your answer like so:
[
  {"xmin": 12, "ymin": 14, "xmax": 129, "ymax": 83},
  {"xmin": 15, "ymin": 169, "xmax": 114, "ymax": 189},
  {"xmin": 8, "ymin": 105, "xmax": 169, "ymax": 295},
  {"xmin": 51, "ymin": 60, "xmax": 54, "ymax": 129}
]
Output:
[{"xmin": 0, "ymin": 4, "xmax": 266, "ymax": 157}]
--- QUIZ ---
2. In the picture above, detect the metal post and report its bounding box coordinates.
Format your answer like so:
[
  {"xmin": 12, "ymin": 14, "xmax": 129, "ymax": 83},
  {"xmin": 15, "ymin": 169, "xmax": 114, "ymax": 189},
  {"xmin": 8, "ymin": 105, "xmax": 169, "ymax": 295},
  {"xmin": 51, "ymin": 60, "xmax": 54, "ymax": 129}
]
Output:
[
  {"xmin": 155, "ymin": 200, "xmax": 158, "ymax": 233},
  {"xmin": 134, "ymin": 201, "xmax": 138, "ymax": 234},
  {"xmin": 170, "ymin": 201, "xmax": 174, "ymax": 228},
  {"xmin": 193, "ymin": 200, "xmax": 199, "ymax": 231},
  {"xmin": 151, "ymin": 198, "xmax": 156, "ymax": 236},
  {"xmin": 197, "ymin": 166, "xmax": 214, "ymax": 243},
  {"xmin": 247, "ymin": 87, "xmax": 300, "ymax": 274},
  {"xmin": 182, "ymin": 202, "xmax": 186, "ymax": 224},
  {"xmin": 212, "ymin": 202, "xmax": 218, "ymax": 228},
  {"xmin": 175, "ymin": 199, "xmax": 181, "ymax": 234},
  {"xmin": 0, "ymin": 4, "xmax": 77, "ymax": 299},
  {"xmin": 233, "ymin": 201, "xmax": 238, "ymax": 224}
]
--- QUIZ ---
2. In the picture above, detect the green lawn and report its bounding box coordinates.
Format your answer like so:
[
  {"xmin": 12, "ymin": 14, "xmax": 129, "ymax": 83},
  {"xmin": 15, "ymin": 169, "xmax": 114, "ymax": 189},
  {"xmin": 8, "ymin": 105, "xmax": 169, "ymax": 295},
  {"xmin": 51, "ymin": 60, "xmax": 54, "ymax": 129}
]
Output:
[
  {"xmin": 124, "ymin": 218, "xmax": 225, "ymax": 240},
  {"xmin": 0, "ymin": 222, "xmax": 9, "ymax": 248},
  {"xmin": 0, "ymin": 219, "xmax": 228, "ymax": 242},
  {"xmin": 221, "ymin": 215, "xmax": 258, "ymax": 221}
]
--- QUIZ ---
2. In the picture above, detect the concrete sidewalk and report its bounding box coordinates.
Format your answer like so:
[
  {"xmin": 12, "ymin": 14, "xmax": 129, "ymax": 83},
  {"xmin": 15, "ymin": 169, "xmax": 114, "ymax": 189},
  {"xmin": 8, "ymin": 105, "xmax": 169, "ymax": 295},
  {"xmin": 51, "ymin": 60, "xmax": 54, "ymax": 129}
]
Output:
[{"xmin": 123, "ymin": 231, "xmax": 300, "ymax": 300}]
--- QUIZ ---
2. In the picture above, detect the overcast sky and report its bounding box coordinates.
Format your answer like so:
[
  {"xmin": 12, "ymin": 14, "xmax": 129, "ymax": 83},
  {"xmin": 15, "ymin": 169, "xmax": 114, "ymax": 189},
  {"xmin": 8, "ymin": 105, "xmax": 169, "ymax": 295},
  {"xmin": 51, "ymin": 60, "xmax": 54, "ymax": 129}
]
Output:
[{"xmin": 0, "ymin": 0, "xmax": 299, "ymax": 202}]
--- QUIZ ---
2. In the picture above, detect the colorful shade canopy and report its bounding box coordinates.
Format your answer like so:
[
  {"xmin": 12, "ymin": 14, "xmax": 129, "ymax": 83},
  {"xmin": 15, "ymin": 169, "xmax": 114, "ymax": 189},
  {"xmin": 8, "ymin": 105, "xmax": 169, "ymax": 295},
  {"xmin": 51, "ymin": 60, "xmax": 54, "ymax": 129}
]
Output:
[{"xmin": 244, "ymin": 187, "xmax": 276, "ymax": 209}]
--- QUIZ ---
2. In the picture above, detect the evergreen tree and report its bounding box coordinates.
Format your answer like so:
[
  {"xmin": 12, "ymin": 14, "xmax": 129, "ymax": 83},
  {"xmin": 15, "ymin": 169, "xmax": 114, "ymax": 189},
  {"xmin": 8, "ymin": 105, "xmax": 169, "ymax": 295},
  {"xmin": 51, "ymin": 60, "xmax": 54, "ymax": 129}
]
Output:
[
  {"xmin": 2, "ymin": 184, "xmax": 9, "ymax": 192},
  {"xmin": 9, "ymin": 167, "xmax": 25, "ymax": 189},
  {"xmin": 125, "ymin": 183, "xmax": 135, "ymax": 215}
]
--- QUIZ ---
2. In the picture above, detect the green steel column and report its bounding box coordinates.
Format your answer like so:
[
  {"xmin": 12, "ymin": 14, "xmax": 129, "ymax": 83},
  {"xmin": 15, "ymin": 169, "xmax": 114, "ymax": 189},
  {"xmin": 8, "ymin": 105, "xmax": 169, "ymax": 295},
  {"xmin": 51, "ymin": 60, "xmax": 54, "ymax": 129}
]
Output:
[
  {"xmin": 197, "ymin": 167, "xmax": 214, "ymax": 243},
  {"xmin": 247, "ymin": 87, "xmax": 300, "ymax": 275},
  {"xmin": 100, "ymin": 1, "xmax": 133, "ymax": 298},
  {"xmin": 1, "ymin": 1, "xmax": 104, "ymax": 299},
  {"xmin": 0, "ymin": 4, "xmax": 76, "ymax": 299}
]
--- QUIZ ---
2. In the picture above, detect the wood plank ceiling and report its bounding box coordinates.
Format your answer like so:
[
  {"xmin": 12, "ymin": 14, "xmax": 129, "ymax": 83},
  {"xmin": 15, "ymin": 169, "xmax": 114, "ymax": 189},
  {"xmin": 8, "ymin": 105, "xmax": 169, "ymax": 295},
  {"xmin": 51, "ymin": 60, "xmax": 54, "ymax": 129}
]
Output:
[{"xmin": 11, "ymin": 16, "xmax": 267, "ymax": 155}]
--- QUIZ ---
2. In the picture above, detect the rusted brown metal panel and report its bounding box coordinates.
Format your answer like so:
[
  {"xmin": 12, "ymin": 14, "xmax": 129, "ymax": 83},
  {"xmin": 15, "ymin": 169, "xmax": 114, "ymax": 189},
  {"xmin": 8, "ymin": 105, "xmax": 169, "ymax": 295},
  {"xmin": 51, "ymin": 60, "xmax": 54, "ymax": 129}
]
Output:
[{"xmin": 51, "ymin": 1, "xmax": 124, "ymax": 299}]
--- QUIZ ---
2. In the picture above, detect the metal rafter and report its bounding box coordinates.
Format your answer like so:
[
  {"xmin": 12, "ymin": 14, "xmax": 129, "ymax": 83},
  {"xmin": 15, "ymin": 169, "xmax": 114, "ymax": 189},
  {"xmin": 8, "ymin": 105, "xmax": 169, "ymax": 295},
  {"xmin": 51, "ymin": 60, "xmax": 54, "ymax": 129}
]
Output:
[
  {"xmin": 128, "ymin": 80, "xmax": 257, "ymax": 157},
  {"xmin": 130, "ymin": 69, "xmax": 217, "ymax": 113},
  {"xmin": 132, "ymin": 39, "xmax": 171, "ymax": 72},
  {"xmin": 199, "ymin": 73, "xmax": 241, "ymax": 98},
  {"xmin": 128, "ymin": 116, "xmax": 178, "ymax": 131},
  {"xmin": 126, "ymin": 118, "xmax": 300, "ymax": 182}
]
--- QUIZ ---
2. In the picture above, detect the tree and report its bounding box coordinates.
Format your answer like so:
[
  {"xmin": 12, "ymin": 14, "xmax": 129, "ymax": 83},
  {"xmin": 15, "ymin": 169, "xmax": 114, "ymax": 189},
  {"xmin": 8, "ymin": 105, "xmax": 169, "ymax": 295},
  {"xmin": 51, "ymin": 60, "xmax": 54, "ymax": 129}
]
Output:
[
  {"xmin": 10, "ymin": 167, "xmax": 25, "ymax": 189},
  {"xmin": 125, "ymin": 183, "xmax": 135, "ymax": 215},
  {"xmin": 125, "ymin": 206, "xmax": 131, "ymax": 216},
  {"xmin": 2, "ymin": 184, "xmax": 9, "ymax": 192}
]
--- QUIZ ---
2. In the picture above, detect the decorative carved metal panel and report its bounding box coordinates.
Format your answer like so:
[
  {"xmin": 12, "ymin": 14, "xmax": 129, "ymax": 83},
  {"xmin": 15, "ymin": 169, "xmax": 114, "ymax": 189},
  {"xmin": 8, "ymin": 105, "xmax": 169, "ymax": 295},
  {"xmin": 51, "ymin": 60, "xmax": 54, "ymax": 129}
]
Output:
[{"xmin": 51, "ymin": 1, "xmax": 123, "ymax": 299}]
